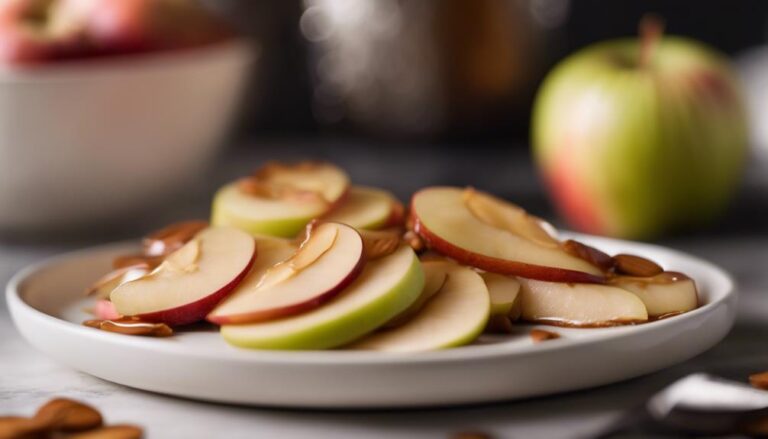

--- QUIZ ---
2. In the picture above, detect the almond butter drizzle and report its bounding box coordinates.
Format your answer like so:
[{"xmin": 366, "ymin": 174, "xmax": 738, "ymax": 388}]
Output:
[
  {"xmin": 530, "ymin": 329, "xmax": 561, "ymax": 343},
  {"xmin": 83, "ymin": 318, "xmax": 173, "ymax": 337},
  {"xmin": 613, "ymin": 253, "xmax": 664, "ymax": 277},
  {"xmin": 142, "ymin": 220, "xmax": 208, "ymax": 257}
]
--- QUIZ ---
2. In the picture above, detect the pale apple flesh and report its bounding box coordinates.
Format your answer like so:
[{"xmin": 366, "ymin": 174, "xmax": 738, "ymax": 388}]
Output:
[
  {"xmin": 480, "ymin": 272, "xmax": 521, "ymax": 319},
  {"xmin": 349, "ymin": 262, "xmax": 489, "ymax": 352},
  {"xmin": 411, "ymin": 187, "xmax": 605, "ymax": 283},
  {"xmin": 519, "ymin": 277, "xmax": 648, "ymax": 327},
  {"xmin": 382, "ymin": 259, "xmax": 450, "ymax": 329},
  {"xmin": 207, "ymin": 222, "xmax": 365, "ymax": 325},
  {"xmin": 220, "ymin": 245, "xmax": 424, "ymax": 350},
  {"xmin": 610, "ymin": 272, "xmax": 698, "ymax": 317},
  {"xmin": 110, "ymin": 227, "xmax": 256, "ymax": 326},
  {"xmin": 211, "ymin": 162, "xmax": 350, "ymax": 238},
  {"xmin": 324, "ymin": 186, "xmax": 400, "ymax": 230}
]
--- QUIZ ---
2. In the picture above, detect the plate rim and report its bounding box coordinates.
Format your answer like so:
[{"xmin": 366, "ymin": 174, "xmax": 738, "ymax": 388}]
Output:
[{"xmin": 6, "ymin": 234, "xmax": 736, "ymax": 365}]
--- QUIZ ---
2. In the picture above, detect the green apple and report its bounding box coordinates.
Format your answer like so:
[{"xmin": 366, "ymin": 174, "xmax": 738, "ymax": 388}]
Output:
[
  {"xmin": 532, "ymin": 19, "xmax": 747, "ymax": 239},
  {"xmin": 324, "ymin": 186, "xmax": 401, "ymax": 230},
  {"xmin": 219, "ymin": 244, "xmax": 424, "ymax": 350},
  {"xmin": 211, "ymin": 162, "xmax": 350, "ymax": 238},
  {"xmin": 349, "ymin": 261, "xmax": 489, "ymax": 352}
]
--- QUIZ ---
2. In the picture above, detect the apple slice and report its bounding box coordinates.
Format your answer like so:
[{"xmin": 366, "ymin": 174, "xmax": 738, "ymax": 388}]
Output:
[
  {"xmin": 610, "ymin": 272, "xmax": 699, "ymax": 317},
  {"xmin": 349, "ymin": 263, "xmax": 489, "ymax": 352},
  {"xmin": 110, "ymin": 227, "xmax": 256, "ymax": 326},
  {"xmin": 208, "ymin": 222, "xmax": 365, "ymax": 324},
  {"xmin": 410, "ymin": 187, "xmax": 605, "ymax": 283},
  {"xmin": 220, "ymin": 245, "xmax": 424, "ymax": 350},
  {"xmin": 211, "ymin": 161, "xmax": 350, "ymax": 237},
  {"xmin": 382, "ymin": 259, "xmax": 450, "ymax": 328},
  {"xmin": 324, "ymin": 186, "xmax": 401, "ymax": 230},
  {"xmin": 518, "ymin": 277, "xmax": 648, "ymax": 327},
  {"xmin": 480, "ymin": 272, "xmax": 521, "ymax": 319},
  {"xmin": 87, "ymin": 265, "xmax": 150, "ymax": 300},
  {"xmin": 142, "ymin": 220, "xmax": 209, "ymax": 257}
]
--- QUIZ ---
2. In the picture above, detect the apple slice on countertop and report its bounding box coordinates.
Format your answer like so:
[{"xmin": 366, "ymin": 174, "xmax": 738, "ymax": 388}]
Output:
[
  {"xmin": 610, "ymin": 272, "xmax": 699, "ymax": 317},
  {"xmin": 208, "ymin": 222, "xmax": 365, "ymax": 325},
  {"xmin": 410, "ymin": 187, "xmax": 605, "ymax": 283},
  {"xmin": 220, "ymin": 244, "xmax": 424, "ymax": 350},
  {"xmin": 349, "ymin": 262, "xmax": 489, "ymax": 352},
  {"xmin": 110, "ymin": 227, "xmax": 256, "ymax": 326},
  {"xmin": 211, "ymin": 161, "xmax": 350, "ymax": 238},
  {"xmin": 324, "ymin": 186, "xmax": 402, "ymax": 230},
  {"xmin": 382, "ymin": 259, "xmax": 450, "ymax": 329},
  {"xmin": 518, "ymin": 277, "xmax": 648, "ymax": 327}
]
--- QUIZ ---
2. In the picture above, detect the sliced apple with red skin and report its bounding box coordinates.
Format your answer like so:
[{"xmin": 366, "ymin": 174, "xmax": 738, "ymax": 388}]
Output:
[
  {"xmin": 211, "ymin": 162, "xmax": 350, "ymax": 238},
  {"xmin": 207, "ymin": 222, "xmax": 365, "ymax": 325},
  {"xmin": 324, "ymin": 186, "xmax": 401, "ymax": 230},
  {"xmin": 610, "ymin": 272, "xmax": 699, "ymax": 317},
  {"xmin": 518, "ymin": 277, "xmax": 648, "ymax": 327},
  {"xmin": 87, "ymin": 264, "xmax": 150, "ymax": 300},
  {"xmin": 110, "ymin": 227, "xmax": 256, "ymax": 326},
  {"xmin": 382, "ymin": 259, "xmax": 450, "ymax": 328},
  {"xmin": 349, "ymin": 262, "xmax": 489, "ymax": 352},
  {"xmin": 410, "ymin": 187, "xmax": 605, "ymax": 283}
]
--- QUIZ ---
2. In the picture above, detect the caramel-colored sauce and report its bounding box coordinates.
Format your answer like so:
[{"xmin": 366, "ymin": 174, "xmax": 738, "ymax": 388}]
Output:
[{"xmin": 83, "ymin": 317, "xmax": 173, "ymax": 337}]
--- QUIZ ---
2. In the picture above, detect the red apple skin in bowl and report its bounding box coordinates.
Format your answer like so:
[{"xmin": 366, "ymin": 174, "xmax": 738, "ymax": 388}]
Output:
[
  {"xmin": 0, "ymin": 39, "xmax": 254, "ymax": 231},
  {"xmin": 532, "ymin": 30, "xmax": 748, "ymax": 239}
]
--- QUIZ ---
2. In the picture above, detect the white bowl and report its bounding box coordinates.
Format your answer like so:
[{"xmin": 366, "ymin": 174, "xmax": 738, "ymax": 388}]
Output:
[{"xmin": 0, "ymin": 41, "xmax": 254, "ymax": 231}]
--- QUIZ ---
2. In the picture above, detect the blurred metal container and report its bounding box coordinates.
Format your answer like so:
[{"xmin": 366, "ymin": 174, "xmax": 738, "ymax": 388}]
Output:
[{"xmin": 301, "ymin": 0, "xmax": 569, "ymax": 139}]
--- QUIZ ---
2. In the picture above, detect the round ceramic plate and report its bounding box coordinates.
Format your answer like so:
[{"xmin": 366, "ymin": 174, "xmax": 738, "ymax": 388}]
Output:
[{"xmin": 6, "ymin": 234, "xmax": 735, "ymax": 408}]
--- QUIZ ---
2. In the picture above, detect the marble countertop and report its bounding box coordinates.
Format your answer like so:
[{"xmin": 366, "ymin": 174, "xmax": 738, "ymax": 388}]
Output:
[{"xmin": 2, "ymin": 142, "xmax": 767, "ymax": 438}]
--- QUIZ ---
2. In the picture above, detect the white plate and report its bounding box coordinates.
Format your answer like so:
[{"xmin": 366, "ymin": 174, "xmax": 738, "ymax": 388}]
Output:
[{"xmin": 6, "ymin": 234, "xmax": 735, "ymax": 408}]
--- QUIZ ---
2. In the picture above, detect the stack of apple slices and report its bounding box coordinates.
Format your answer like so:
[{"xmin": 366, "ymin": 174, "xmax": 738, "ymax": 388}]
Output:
[
  {"xmin": 409, "ymin": 186, "xmax": 700, "ymax": 328},
  {"xmin": 211, "ymin": 161, "xmax": 403, "ymax": 237},
  {"xmin": 85, "ymin": 170, "xmax": 701, "ymax": 353}
]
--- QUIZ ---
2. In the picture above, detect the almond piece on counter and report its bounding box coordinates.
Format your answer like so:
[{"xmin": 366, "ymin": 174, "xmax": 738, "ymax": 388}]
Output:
[
  {"xmin": 0, "ymin": 416, "xmax": 48, "ymax": 438},
  {"xmin": 613, "ymin": 254, "xmax": 663, "ymax": 277},
  {"xmin": 34, "ymin": 398, "xmax": 103, "ymax": 432},
  {"xmin": 750, "ymin": 371, "xmax": 768, "ymax": 390},
  {"xmin": 64, "ymin": 424, "xmax": 144, "ymax": 439},
  {"xmin": 530, "ymin": 329, "xmax": 561, "ymax": 343}
]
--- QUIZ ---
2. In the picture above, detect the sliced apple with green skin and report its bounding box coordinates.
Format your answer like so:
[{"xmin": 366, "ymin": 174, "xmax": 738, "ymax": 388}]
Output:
[
  {"xmin": 220, "ymin": 245, "xmax": 424, "ymax": 350},
  {"xmin": 480, "ymin": 272, "xmax": 521, "ymax": 318},
  {"xmin": 410, "ymin": 187, "xmax": 605, "ymax": 283},
  {"xmin": 610, "ymin": 272, "xmax": 699, "ymax": 317},
  {"xmin": 382, "ymin": 259, "xmax": 450, "ymax": 328},
  {"xmin": 211, "ymin": 162, "xmax": 350, "ymax": 238},
  {"xmin": 324, "ymin": 186, "xmax": 401, "ymax": 230},
  {"xmin": 111, "ymin": 227, "xmax": 256, "ymax": 326},
  {"xmin": 349, "ymin": 263, "xmax": 489, "ymax": 352},
  {"xmin": 208, "ymin": 222, "xmax": 365, "ymax": 325},
  {"xmin": 518, "ymin": 277, "xmax": 648, "ymax": 327}
]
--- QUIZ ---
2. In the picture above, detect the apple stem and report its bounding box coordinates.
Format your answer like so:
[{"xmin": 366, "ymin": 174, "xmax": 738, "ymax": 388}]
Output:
[{"xmin": 638, "ymin": 15, "xmax": 665, "ymax": 68}]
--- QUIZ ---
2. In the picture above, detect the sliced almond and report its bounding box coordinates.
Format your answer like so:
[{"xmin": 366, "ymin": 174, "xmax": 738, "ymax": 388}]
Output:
[
  {"xmin": 613, "ymin": 254, "xmax": 663, "ymax": 277},
  {"xmin": 750, "ymin": 371, "xmax": 768, "ymax": 390},
  {"xmin": 142, "ymin": 220, "xmax": 208, "ymax": 257},
  {"xmin": 112, "ymin": 255, "xmax": 163, "ymax": 271},
  {"xmin": 64, "ymin": 424, "xmax": 143, "ymax": 439},
  {"xmin": 83, "ymin": 318, "xmax": 173, "ymax": 337},
  {"xmin": 530, "ymin": 329, "xmax": 560, "ymax": 343},
  {"xmin": 34, "ymin": 398, "xmax": 102, "ymax": 432},
  {"xmin": 562, "ymin": 240, "xmax": 614, "ymax": 272},
  {"xmin": 462, "ymin": 187, "xmax": 559, "ymax": 249},
  {"xmin": 359, "ymin": 229, "xmax": 401, "ymax": 260}
]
